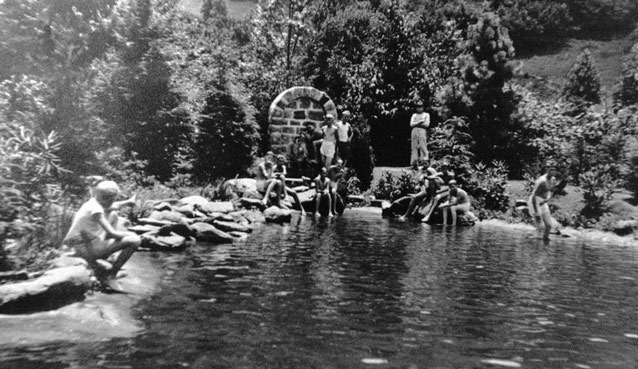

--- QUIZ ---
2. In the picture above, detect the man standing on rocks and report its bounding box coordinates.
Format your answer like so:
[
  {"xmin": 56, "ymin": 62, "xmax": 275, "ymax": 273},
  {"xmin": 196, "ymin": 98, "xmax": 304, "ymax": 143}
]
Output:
[{"xmin": 410, "ymin": 101, "xmax": 430, "ymax": 169}]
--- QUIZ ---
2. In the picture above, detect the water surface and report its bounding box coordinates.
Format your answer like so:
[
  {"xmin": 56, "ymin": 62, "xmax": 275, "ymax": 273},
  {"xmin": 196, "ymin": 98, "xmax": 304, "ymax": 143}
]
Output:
[{"xmin": 3, "ymin": 210, "xmax": 638, "ymax": 368}]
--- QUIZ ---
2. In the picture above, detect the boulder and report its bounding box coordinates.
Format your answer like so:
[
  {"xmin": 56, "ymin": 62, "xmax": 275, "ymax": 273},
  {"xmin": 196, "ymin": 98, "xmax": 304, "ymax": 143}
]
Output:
[
  {"xmin": 190, "ymin": 222, "xmax": 235, "ymax": 243},
  {"xmin": 141, "ymin": 232, "xmax": 187, "ymax": 251},
  {"xmin": 264, "ymin": 206, "xmax": 292, "ymax": 224},
  {"xmin": 175, "ymin": 204, "xmax": 196, "ymax": 218},
  {"xmin": 0, "ymin": 266, "xmax": 91, "ymax": 314},
  {"xmin": 136, "ymin": 218, "xmax": 175, "ymax": 227},
  {"xmin": 348, "ymin": 195, "xmax": 366, "ymax": 204},
  {"xmin": 152, "ymin": 202, "xmax": 174, "ymax": 212},
  {"xmin": 229, "ymin": 231, "xmax": 249, "ymax": 240},
  {"xmin": 243, "ymin": 210, "xmax": 266, "ymax": 224},
  {"xmin": 223, "ymin": 178, "xmax": 259, "ymax": 195},
  {"xmin": 179, "ymin": 195, "xmax": 210, "ymax": 207},
  {"xmin": 212, "ymin": 220, "xmax": 253, "ymax": 233},
  {"xmin": 47, "ymin": 256, "xmax": 88, "ymax": 269},
  {"xmin": 613, "ymin": 219, "xmax": 638, "ymax": 236},
  {"xmin": 206, "ymin": 212, "xmax": 235, "ymax": 222},
  {"xmin": 128, "ymin": 224, "xmax": 161, "ymax": 234},
  {"xmin": 0, "ymin": 270, "xmax": 29, "ymax": 283},
  {"xmin": 149, "ymin": 210, "xmax": 185, "ymax": 223},
  {"xmin": 239, "ymin": 197, "xmax": 266, "ymax": 211},
  {"xmin": 197, "ymin": 201, "xmax": 235, "ymax": 215},
  {"xmin": 158, "ymin": 223, "xmax": 193, "ymax": 238}
]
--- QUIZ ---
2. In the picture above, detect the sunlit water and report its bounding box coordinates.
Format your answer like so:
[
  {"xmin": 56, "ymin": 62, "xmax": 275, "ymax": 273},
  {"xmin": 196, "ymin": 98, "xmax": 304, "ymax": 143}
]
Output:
[{"xmin": 3, "ymin": 210, "xmax": 638, "ymax": 369}]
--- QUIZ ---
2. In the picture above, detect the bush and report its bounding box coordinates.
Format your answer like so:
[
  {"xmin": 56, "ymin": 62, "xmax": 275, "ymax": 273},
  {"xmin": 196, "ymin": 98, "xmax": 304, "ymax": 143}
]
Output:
[
  {"xmin": 0, "ymin": 125, "xmax": 68, "ymax": 271},
  {"xmin": 372, "ymin": 170, "xmax": 419, "ymax": 201},
  {"xmin": 579, "ymin": 165, "xmax": 620, "ymax": 218},
  {"xmin": 465, "ymin": 161, "xmax": 511, "ymax": 213}
]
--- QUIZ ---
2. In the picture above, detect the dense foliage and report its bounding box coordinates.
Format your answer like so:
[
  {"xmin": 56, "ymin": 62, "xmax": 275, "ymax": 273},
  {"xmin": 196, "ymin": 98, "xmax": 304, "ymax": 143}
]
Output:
[{"xmin": 1, "ymin": 0, "xmax": 637, "ymax": 271}]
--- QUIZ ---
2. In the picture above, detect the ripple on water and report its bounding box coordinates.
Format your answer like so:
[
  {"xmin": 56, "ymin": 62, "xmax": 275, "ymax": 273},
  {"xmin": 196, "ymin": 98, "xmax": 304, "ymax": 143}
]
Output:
[{"xmin": 6, "ymin": 212, "xmax": 638, "ymax": 368}]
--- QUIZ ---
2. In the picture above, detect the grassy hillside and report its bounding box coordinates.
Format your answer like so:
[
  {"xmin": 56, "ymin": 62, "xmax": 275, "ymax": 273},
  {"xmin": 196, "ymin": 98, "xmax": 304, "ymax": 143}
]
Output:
[
  {"xmin": 516, "ymin": 30, "xmax": 638, "ymax": 97},
  {"xmin": 177, "ymin": 0, "xmax": 258, "ymax": 20}
]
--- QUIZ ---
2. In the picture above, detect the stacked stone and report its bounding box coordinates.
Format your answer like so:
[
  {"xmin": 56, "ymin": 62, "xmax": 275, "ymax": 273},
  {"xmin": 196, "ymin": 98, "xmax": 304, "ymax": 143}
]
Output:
[
  {"xmin": 268, "ymin": 86, "xmax": 338, "ymax": 153},
  {"xmin": 131, "ymin": 195, "xmax": 293, "ymax": 251}
]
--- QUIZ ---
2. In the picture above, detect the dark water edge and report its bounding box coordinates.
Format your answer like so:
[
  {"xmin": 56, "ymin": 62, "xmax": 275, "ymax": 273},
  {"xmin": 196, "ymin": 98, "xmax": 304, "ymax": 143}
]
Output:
[{"xmin": 3, "ymin": 210, "xmax": 638, "ymax": 369}]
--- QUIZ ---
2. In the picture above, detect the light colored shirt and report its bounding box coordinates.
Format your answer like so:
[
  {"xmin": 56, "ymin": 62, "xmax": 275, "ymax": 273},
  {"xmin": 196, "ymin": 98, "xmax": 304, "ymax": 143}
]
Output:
[
  {"xmin": 410, "ymin": 112, "xmax": 430, "ymax": 128},
  {"xmin": 322, "ymin": 124, "xmax": 337, "ymax": 143},
  {"xmin": 64, "ymin": 198, "xmax": 107, "ymax": 242},
  {"xmin": 335, "ymin": 120, "xmax": 352, "ymax": 142}
]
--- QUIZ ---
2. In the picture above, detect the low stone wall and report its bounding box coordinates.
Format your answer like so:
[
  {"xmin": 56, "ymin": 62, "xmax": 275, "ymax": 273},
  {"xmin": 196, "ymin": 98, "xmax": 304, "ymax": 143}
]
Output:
[{"xmin": 268, "ymin": 86, "xmax": 338, "ymax": 153}]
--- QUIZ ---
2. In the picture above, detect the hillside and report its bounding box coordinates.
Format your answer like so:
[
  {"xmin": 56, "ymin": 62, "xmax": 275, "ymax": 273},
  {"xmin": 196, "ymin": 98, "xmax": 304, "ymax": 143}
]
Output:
[
  {"xmin": 517, "ymin": 31, "xmax": 638, "ymax": 97},
  {"xmin": 177, "ymin": 0, "xmax": 257, "ymax": 20}
]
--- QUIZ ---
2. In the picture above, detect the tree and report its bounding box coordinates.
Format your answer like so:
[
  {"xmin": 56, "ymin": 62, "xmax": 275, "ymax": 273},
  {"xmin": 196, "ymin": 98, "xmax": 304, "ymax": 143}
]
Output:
[
  {"xmin": 89, "ymin": 0, "xmax": 190, "ymax": 181},
  {"xmin": 563, "ymin": 49, "xmax": 601, "ymax": 108},
  {"xmin": 614, "ymin": 43, "xmax": 638, "ymax": 107},
  {"xmin": 492, "ymin": 0, "xmax": 571, "ymax": 53},
  {"xmin": 441, "ymin": 12, "xmax": 520, "ymax": 171},
  {"xmin": 303, "ymin": 1, "xmax": 463, "ymax": 167}
]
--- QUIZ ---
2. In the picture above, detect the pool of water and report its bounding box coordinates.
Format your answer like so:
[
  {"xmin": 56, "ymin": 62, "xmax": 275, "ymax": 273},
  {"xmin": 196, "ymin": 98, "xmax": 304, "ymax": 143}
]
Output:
[{"xmin": 3, "ymin": 210, "xmax": 638, "ymax": 368}]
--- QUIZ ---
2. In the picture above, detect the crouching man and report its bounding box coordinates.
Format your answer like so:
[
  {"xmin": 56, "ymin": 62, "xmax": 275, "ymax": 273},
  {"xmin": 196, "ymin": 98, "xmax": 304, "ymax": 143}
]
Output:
[
  {"xmin": 63, "ymin": 180, "xmax": 140, "ymax": 288},
  {"xmin": 440, "ymin": 180, "xmax": 471, "ymax": 226}
]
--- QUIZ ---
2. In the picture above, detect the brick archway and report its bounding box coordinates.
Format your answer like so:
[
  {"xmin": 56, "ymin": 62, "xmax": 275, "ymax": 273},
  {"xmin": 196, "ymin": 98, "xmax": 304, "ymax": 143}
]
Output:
[{"xmin": 268, "ymin": 86, "xmax": 338, "ymax": 153}]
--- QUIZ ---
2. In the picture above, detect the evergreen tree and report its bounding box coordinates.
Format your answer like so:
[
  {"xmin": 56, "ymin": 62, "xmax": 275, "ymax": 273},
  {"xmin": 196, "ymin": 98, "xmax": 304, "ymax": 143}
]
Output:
[
  {"xmin": 89, "ymin": 0, "xmax": 189, "ymax": 180},
  {"xmin": 563, "ymin": 49, "xmax": 601, "ymax": 106},
  {"xmin": 614, "ymin": 43, "xmax": 638, "ymax": 107},
  {"xmin": 441, "ymin": 12, "xmax": 519, "ymax": 170}
]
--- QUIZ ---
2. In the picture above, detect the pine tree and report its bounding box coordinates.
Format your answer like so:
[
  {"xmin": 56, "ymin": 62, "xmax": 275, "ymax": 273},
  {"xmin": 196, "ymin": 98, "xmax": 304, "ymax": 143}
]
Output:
[
  {"xmin": 614, "ymin": 43, "xmax": 638, "ymax": 107},
  {"xmin": 563, "ymin": 49, "xmax": 601, "ymax": 106},
  {"xmin": 452, "ymin": 12, "xmax": 519, "ymax": 166}
]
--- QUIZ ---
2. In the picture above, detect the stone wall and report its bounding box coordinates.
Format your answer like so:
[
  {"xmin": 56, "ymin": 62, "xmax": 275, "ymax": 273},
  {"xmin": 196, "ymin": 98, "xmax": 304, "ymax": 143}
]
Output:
[{"xmin": 268, "ymin": 86, "xmax": 338, "ymax": 153}]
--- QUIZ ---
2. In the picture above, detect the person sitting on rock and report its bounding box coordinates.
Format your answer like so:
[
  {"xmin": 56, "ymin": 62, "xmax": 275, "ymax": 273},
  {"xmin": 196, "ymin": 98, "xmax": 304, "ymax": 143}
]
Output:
[
  {"xmin": 63, "ymin": 180, "xmax": 141, "ymax": 288},
  {"xmin": 327, "ymin": 158, "xmax": 346, "ymax": 216},
  {"xmin": 274, "ymin": 154, "xmax": 306, "ymax": 215},
  {"xmin": 421, "ymin": 173, "xmax": 453, "ymax": 223},
  {"xmin": 399, "ymin": 166, "xmax": 444, "ymax": 220},
  {"xmin": 314, "ymin": 167, "xmax": 332, "ymax": 217},
  {"xmin": 439, "ymin": 180, "xmax": 471, "ymax": 226},
  {"xmin": 256, "ymin": 152, "xmax": 283, "ymax": 208}
]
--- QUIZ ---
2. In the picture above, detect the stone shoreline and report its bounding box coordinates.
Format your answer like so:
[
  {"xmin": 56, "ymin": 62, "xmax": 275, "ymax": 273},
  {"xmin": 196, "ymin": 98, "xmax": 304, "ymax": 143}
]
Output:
[
  {"xmin": 353, "ymin": 206, "xmax": 638, "ymax": 246},
  {"xmin": 2, "ymin": 205, "xmax": 636, "ymax": 346},
  {"xmin": 0, "ymin": 252, "xmax": 161, "ymax": 345}
]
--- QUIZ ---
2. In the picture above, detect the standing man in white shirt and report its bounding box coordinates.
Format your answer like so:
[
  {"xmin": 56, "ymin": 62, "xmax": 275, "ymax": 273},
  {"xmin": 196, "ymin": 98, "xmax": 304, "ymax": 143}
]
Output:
[
  {"xmin": 410, "ymin": 101, "xmax": 430, "ymax": 169},
  {"xmin": 335, "ymin": 110, "xmax": 354, "ymax": 167}
]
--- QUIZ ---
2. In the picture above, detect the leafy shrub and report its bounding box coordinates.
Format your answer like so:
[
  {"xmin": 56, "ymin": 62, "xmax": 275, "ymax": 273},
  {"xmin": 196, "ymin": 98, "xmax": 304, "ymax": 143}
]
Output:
[
  {"xmin": 579, "ymin": 165, "xmax": 620, "ymax": 218},
  {"xmin": 372, "ymin": 170, "xmax": 419, "ymax": 201},
  {"xmin": 428, "ymin": 117, "xmax": 474, "ymax": 183},
  {"xmin": 465, "ymin": 161, "xmax": 511, "ymax": 213},
  {"xmin": 0, "ymin": 124, "xmax": 68, "ymax": 271}
]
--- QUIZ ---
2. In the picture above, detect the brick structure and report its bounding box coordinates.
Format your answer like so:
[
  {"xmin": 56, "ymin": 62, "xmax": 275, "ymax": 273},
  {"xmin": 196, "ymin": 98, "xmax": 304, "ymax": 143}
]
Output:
[{"xmin": 268, "ymin": 86, "xmax": 338, "ymax": 153}]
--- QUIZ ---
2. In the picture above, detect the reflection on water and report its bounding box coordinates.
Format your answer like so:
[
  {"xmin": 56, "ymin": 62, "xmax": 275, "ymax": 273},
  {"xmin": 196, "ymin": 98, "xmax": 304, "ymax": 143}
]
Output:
[{"xmin": 3, "ymin": 210, "xmax": 638, "ymax": 368}]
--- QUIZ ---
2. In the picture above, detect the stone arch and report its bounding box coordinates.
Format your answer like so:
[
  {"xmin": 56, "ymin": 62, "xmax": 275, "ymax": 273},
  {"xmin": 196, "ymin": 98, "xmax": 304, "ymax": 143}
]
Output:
[{"xmin": 268, "ymin": 86, "xmax": 338, "ymax": 153}]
